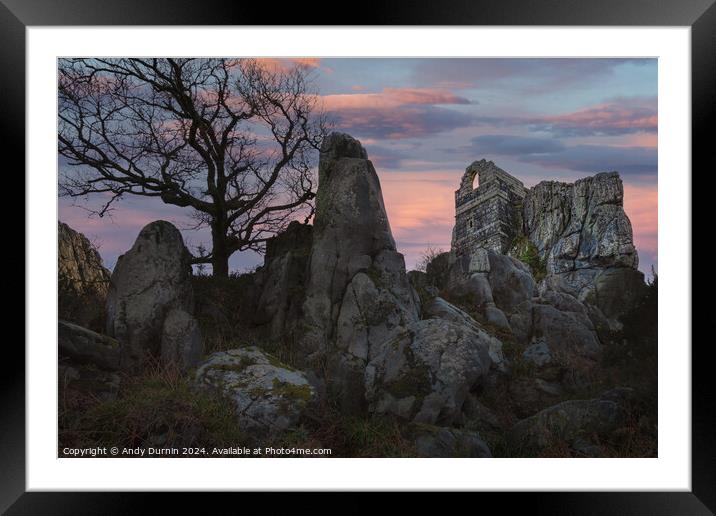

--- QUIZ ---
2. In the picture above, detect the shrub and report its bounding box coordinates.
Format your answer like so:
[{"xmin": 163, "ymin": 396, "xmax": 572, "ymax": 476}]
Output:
[{"xmin": 510, "ymin": 235, "xmax": 546, "ymax": 282}]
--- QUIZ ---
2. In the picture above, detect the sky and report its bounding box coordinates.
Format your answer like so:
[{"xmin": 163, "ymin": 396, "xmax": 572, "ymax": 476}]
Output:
[{"xmin": 58, "ymin": 58, "xmax": 657, "ymax": 276}]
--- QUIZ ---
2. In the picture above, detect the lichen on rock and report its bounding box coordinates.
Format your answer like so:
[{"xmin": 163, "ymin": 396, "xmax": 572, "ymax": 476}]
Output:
[{"xmin": 195, "ymin": 346, "xmax": 316, "ymax": 436}]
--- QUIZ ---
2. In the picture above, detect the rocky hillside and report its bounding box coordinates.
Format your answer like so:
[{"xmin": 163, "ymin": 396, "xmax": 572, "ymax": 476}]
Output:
[
  {"xmin": 58, "ymin": 221, "xmax": 111, "ymax": 330},
  {"xmin": 57, "ymin": 133, "xmax": 656, "ymax": 458}
]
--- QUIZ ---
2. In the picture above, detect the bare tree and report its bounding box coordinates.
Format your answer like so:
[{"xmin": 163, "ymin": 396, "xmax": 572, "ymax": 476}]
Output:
[
  {"xmin": 416, "ymin": 245, "xmax": 445, "ymax": 272},
  {"xmin": 58, "ymin": 58, "xmax": 325, "ymax": 277}
]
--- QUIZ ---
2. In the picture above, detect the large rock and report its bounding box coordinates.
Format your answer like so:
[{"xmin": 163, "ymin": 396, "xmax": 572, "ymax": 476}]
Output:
[
  {"xmin": 106, "ymin": 220, "xmax": 197, "ymax": 371},
  {"xmin": 487, "ymin": 252, "xmax": 535, "ymax": 313},
  {"xmin": 436, "ymin": 245, "xmax": 604, "ymax": 370},
  {"xmin": 58, "ymin": 222, "xmax": 111, "ymax": 330},
  {"xmin": 522, "ymin": 172, "xmax": 645, "ymax": 325},
  {"xmin": 524, "ymin": 172, "xmax": 639, "ymax": 274},
  {"xmin": 530, "ymin": 301, "xmax": 601, "ymax": 359},
  {"xmin": 160, "ymin": 309, "xmax": 203, "ymax": 372},
  {"xmin": 507, "ymin": 389, "xmax": 632, "ymax": 454},
  {"xmin": 422, "ymin": 296, "xmax": 505, "ymax": 369},
  {"xmin": 437, "ymin": 248, "xmax": 534, "ymax": 332},
  {"xmin": 411, "ymin": 424, "xmax": 492, "ymax": 458},
  {"xmin": 195, "ymin": 347, "xmax": 316, "ymax": 436},
  {"xmin": 58, "ymin": 320, "xmax": 121, "ymax": 402},
  {"xmin": 365, "ymin": 319, "xmax": 492, "ymax": 425},
  {"xmin": 251, "ymin": 221, "xmax": 313, "ymax": 341},
  {"xmin": 299, "ymin": 133, "xmax": 419, "ymax": 411},
  {"xmin": 58, "ymin": 320, "xmax": 120, "ymax": 371}
]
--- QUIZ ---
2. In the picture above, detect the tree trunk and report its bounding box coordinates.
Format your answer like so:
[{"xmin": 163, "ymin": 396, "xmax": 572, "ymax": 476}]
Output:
[
  {"xmin": 211, "ymin": 223, "xmax": 230, "ymax": 278},
  {"xmin": 212, "ymin": 251, "xmax": 229, "ymax": 278}
]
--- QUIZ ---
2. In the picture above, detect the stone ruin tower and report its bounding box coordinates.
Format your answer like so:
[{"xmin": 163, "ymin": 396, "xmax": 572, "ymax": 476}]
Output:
[{"xmin": 451, "ymin": 159, "xmax": 527, "ymax": 256}]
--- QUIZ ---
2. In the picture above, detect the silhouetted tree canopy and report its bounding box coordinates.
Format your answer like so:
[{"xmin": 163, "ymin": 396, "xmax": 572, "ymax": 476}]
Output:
[{"xmin": 59, "ymin": 58, "xmax": 326, "ymax": 276}]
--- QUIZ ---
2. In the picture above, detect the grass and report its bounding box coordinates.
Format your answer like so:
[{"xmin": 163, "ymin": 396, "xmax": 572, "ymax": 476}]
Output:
[
  {"xmin": 281, "ymin": 400, "xmax": 417, "ymax": 457},
  {"xmin": 59, "ymin": 360, "xmax": 249, "ymax": 454},
  {"xmin": 191, "ymin": 273, "xmax": 261, "ymax": 355}
]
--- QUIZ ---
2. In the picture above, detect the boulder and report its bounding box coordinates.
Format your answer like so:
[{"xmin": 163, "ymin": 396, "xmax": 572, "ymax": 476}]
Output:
[
  {"xmin": 437, "ymin": 249, "xmax": 534, "ymax": 326},
  {"xmin": 411, "ymin": 424, "xmax": 492, "ymax": 458},
  {"xmin": 58, "ymin": 320, "xmax": 121, "ymax": 371},
  {"xmin": 58, "ymin": 222, "xmax": 111, "ymax": 330},
  {"xmin": 522, "ymin": 340, "xmax": 552, "ymax": 367},
  {"xmin": 160, "ymin": 308, "xmax": 203, "ymax": 372},
  {"xmin": 58, "ymin": 320, "xmax": 122, "ymax": 402},
  {"xmin": 106, "ymin": 220, "xmax": 197, "ymax": 371},
  {"xmin": 195, "ymin": 347, "xmax": 316, "ymax": 436},
  {"xmin": 422, "ymin": 297, "xmax": 505, "ymax": 369},
  {"xmin": 365, "ymin": 319, "xmax": 492, "ymax": 425},
  {"xmin": 487, "ymin": 251, "xmax": 535, "ymax": 313},
  {"xmin": 251, "ymin": 221, "xmax": 313, "ymax": 340},
  {"xmin": 507, "ymin": 377, "xmax": 566, "ymax": 420},
  {"xmin": 463, "ymin": 394, "xmax": 503, "ymax": 433},
  {"xmin": 507, "ymin": 390, "xmax": 630, "ymax": 454},
  {"xmin": 530, "ymin": 301, "xmax": 601, "ymax": 359}
]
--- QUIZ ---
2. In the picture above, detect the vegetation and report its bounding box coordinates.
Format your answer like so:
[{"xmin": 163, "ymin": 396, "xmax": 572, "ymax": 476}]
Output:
[
  {"xmin": 510, "ymin": 234, "xmax": 547, "ymax": 282},
  {"xmin": 59, "ymin": 361, "xmax": 249, "ymax": 454},
  {"xmin": 416, "ymin": 245, "xmax": 445, "ymax": 273},
  {"xmin": 282, "ymin": 404, "xmax": 417, "ymax": 458},
  {"xmin": 191, "ymin": 272, "xmax": 260, "ymax": 354}
]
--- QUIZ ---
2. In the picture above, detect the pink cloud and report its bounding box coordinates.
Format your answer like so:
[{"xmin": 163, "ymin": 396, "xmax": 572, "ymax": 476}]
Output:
[
  {"xmin": 377, "ymin": 171, "xmax": 458, "ymax": 268},
  {"xmin": 322, "ymin": 87, "xmax": 470, "ymax": 111},
  {"xmin": 321, "ymin": 89, "xmax": 475, "ymax": 140},
  {"xmin": 533, "ymin": 97, "xmax": 657, "ymax": 137}
]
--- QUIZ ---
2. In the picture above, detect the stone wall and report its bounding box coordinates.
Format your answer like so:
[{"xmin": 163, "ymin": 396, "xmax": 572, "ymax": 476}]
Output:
[{"xmin": 451, "ymin": 160, "xmax": 527, "ymax": 256}]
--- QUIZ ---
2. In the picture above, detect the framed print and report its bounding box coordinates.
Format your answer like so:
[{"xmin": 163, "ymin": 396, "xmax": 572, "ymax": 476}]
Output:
[{"xmin": 4, "ymin": 0, "xmax": 711, "ymax": 512}]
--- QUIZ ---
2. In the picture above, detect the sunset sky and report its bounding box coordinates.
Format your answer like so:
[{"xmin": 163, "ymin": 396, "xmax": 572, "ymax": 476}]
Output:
[{"xmin": 58, "ymin": 58, "xmax": 657, "ymax": 276}]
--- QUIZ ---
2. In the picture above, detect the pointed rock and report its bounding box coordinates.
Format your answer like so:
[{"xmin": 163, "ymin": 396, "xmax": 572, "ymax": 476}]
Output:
[{"xmin": 106, "ymin": 220, "xmax": 198, "ymax": 371}]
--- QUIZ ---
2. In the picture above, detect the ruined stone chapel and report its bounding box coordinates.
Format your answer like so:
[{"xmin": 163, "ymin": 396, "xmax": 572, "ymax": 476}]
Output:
[{"xmin": 451, "ymin": 159, "xmax": 527, "ymax": 256}]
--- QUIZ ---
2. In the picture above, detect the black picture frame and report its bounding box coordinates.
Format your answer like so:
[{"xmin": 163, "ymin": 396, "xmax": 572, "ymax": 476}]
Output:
[{"xmin": 4, "ymin": 1, "xmax": 710, "ymax": 513}]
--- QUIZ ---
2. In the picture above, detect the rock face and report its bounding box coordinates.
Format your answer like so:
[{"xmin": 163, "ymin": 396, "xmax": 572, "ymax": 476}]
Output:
[
  {"xmin": 522, "ymin": 172, "xmax": 645, "ymax": 325},
  {"xmin": 365, "ymin": 319, "xmax": 492, "ymax": 425},
  {"xmin": 195, "ymin": 347, "xmax": 316, "ymax": 436},
  {"xmin": 251, "ymin": 221, "xmax": 313, "ymax": 341},
  {"xmin": 58, "ymin": 222, "xmax": 111, "ymax": 330},
  {"xmin": 299, "ymin": 133, "xmax": 419, "ymax": 411},
  {"xmin": 106, "ymin": 220, "xmax": 200, "ymax": 371},
  {"xmin": 524, "ymin": 172, "xmax": 638, "ymax": 274}
]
